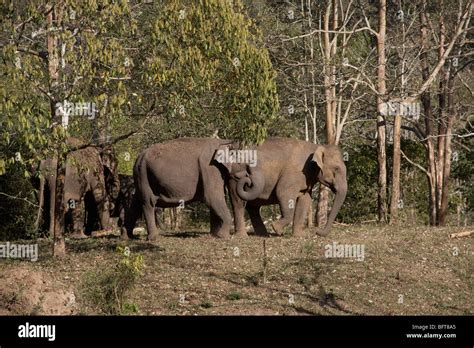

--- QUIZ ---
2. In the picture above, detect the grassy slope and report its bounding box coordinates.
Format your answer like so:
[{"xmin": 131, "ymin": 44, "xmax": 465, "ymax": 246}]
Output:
[{"xmin": 0, "ymin": 224, "xmax": 472, "ymax": 315}]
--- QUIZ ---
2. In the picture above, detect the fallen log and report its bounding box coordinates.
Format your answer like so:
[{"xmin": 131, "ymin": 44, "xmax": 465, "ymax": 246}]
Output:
[{"xmin": 449, "ymin": 231, "xmax": 473, "ymax": 239}]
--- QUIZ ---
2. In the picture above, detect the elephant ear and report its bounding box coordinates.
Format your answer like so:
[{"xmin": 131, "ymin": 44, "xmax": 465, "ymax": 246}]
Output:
[
  {"xmin": 312, "ymin": 145, "xmax": 325, "ymax": 170},
  {"xmin": 212, "ymin": 142, "xmax": 235, "ymax": 173}
]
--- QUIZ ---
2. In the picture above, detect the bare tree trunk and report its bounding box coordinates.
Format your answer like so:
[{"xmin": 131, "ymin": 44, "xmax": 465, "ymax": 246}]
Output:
[
  {"xmin": 175, "ymin": 208, "xmax": 183, "ymax": 231},
  {"xmin": 330, "ymin": 0, "xmax": 338, "ymax": 130},
  {"xmin": 389, "ymin": 0, "xmax": 406, "ymax": 225},
  {"xmin": 436, "ymin": 0, "xmax": 447, "ymax": 222},
  {"xmin": 308, "ymin": 0, "xmax": 317, "ymax": 144},
  {"xmin": 389, "ymin": 113, "xmax": 401, "ymax": 224},
  {"xmin": 376, "ymin": 0, "xmax": 388, "ymax": 223},
  {"xmin": 317, "ymin": 1, "xmax": 337, "ymax": 227},
  {"xmin": 419, "ymin": 2, "xmax": 437, "ymax": 225},
  {"xmin": 34, "ymin": 175, "xmax": 45, "ymax": 231},
  {"xmin": 48, "ymin": 4, "xmax": 65, "ymax": 257},
  {"xmin": 438, "ymin": 76, "xmax": 455, "ymax": 225},
  {"xmin": 455, "ymin": 180, "xmax": 462, "ymax": 226},
  {"xmin": 322, "ymin": 1, "xmax": 336, "ymax": 145}
]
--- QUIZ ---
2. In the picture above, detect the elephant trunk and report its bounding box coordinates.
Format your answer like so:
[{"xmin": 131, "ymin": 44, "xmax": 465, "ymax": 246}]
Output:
[
  {"xmin": 317, "ymin": 181, "xmax": 347, "ymax": 236},
  {"xmin": 236, "ymin": 166, "xmax": 265, "ymax": 201}
]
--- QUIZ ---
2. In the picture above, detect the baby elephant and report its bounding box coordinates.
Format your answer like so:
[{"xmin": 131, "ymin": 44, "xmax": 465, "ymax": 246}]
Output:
[
  {"xmin": 121, "ymin": 138, "xmax": 236, "ymax": 241},
  {"xmin": 110, "ymin": 174, "xmax": 165, "ymax": 230}
]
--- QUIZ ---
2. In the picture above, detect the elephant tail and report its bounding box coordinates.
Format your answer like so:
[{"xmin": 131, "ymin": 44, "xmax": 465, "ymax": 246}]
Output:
[{"xmin": 134, "ymin": 150, "xmax": 155, "ymax": 206}]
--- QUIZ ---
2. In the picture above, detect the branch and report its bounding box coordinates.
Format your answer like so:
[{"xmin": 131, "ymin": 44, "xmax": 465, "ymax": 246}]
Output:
[
  {"xmin": 401, "ymin": 125, "xmax": 425, "ymax": 140},
  {"xmin": 407, "ymin": 2, "xmax": 472, "ymax": 101},
  {"xmin": 400, "ymin": 149, "xmax": 429, "ymax": 177},
  {"xmin": 0, "ymin": 192, "xmax": 39, "ymax": 207},
  {"xmin": 65, "ymin": 103, "xmax": 158, "ymax": 154},
  {"xmin": 281, "ymin": 26, "xmax": 379, "ymax": 42}
]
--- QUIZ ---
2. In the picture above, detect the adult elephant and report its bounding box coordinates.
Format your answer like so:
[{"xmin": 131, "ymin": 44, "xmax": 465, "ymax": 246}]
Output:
[
  {"xmin": 121, "ymin": 138, "xmax": 240, "ymax": 241},
  {"xmin": 230, "ymin": 137, "xmax": 347, "ymax": 237},
  {"xmin": 34, "ymin": 137, "xmax": 120, "ymax": 238}
]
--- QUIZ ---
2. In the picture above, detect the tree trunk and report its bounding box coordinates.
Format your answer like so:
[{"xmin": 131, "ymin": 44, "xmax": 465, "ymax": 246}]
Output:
[
  {"xmin": 53, "ymin": 158, "xmax": 66, "ymax": 257},
  {"xmin": 317, "ymin": 0, "xmax": 337, "ymax": 227},
  {"xmin": 389, "ymin": 0, "xmax": 406, "ymax": 225},
  {"xmin": 376, "ymin": 0, "xmax": 388, "ymax": 223},
  {"xmin": 419, "ymin": 1, "xmax": 437, "ymax": 226},
  {"xmin": 438, "ymin": 76, "xmax": 455, "ymax": 225},
  {"xmin": 48, "ymin": 4, "xmax": 65, "ymax": 257},
  {"xmin": 436, "ymin": 0, "xmax": 447, "ymax": 221},
  {"xmin": 389, "ymin": 114, "xmax": 401, "ymax": 224},
  {"xmin": 34, "ymin": 175, "xmax": 45, "ymax": 231}
]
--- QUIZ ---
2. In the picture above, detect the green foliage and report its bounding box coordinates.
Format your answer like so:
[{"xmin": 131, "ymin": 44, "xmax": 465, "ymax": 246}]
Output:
[
  {"xmin": 0, "ymin": 165, "xmax": 39, "ymax": 240},
  {"xmin": 0, "ymin": 1, "xmax": 139, "ymax": 236},
  {"xmin": 79, "ymin": 246, "xmax": 143, "ymax": 315},
  {"xmin": 138, "ymin": 0, "xmax": 279, "ymax": 145},
  {"xmin": 200, "ymin": 300, "xmax": 213, "ymax": 308},
  {"xmin": 452, "ymin": 124, "xmax": 473, "ymax": 220},
  {"xmin": 226, "ymin": 291, "xmax": 243, "ymax": 301},
  {"xmin": 339, "ymin": 144, "xmax": 378, "ymax": 222},
  {"xmin": 338, "ymin": 141, "xmax": 429, "ymax": 224}
]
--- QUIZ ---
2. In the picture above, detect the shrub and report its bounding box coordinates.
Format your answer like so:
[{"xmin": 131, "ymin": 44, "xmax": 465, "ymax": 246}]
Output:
[{"xmin": 79, "ymin": 246, "xmax": 143, "ymax": 315}]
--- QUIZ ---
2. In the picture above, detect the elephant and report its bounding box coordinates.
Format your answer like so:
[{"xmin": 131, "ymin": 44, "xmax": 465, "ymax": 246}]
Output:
[
  {"xmin": 34, "ymin": 137, "xmax": 120, "ymax": 238},
  {"xmin": 110, "ymin": 174, "xmax": 165, "ymax": 230},
  {"xmin": 229, "ymin": 137, "xmax": 347, "ymax": 237},
  {"xmin": 121, "ymin": 137, "xmax": 238, "ymax": 241}
]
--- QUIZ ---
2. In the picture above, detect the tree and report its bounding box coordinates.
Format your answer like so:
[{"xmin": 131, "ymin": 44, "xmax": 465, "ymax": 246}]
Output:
[
  {"xmin": 413, "ymin": 0, "xmax": 472, "ymax": 225},
  {"xmin": 137, "ymin": 0, "xmax": 279, "ymax": 146},
  {"xmin": 1, "ymin": 0, "xmax": 280, "ymax": 251},
  {"xmin": 1, "ymin": 1, "xmax": 137, "ymax": 256},
  {"xmin": 376, "ymin": 0, "xmax": 388, "ymax": 223}
]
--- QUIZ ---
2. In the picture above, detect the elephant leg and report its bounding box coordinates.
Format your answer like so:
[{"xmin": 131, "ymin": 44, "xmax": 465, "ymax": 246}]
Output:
[
  {"xmin": 92, "ymin": 184, "xmax": 112, "ymax": 232},
  {"xmin": 247, "ymin": 205, "xmax": 269, "ymax": 237},
  {"xmin": 293, "ymin": 193, "xmax": 311, "ymax": 237},
  {"xmin": 70, "ymin": 199, "xmax": 87, "ymax": 239},
  {"xmin": 207, "ymin": 199, "xmax": 232, "ymax": 239},
  {"xmin": 143, "ymin": 199, "xmax": 159, "ymax": 242},
  {"xmin": 271, "ymin": 194, "xmax": 297, "ymax": 236},
  {"xmin": 118, "ymin": 208, "xmax": 124, "ymax": 227},
  {"xmin": 210, "ymin": 210, "xmax": 221, "ymax": 236},
  {"xmin": 121, "ymin": 193, "xmax": 141, "ymax": 240}
]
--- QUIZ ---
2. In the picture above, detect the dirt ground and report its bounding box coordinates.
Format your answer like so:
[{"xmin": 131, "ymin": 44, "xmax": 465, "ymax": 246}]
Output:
[{"xmin": 0, "ymin": 224, "xmax": 472, "ymax": 315}]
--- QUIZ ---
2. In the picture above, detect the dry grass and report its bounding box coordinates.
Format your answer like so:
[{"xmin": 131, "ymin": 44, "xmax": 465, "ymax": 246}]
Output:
[{"xmin": 1, "ymin": 224, "xmax": 472, "ymax": 315}]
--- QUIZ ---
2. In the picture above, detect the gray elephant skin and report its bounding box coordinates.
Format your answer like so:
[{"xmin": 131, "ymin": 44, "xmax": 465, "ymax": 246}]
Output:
[
  {"xmin": 35, "ymin": 137, "xmax": 120, "ymax": 237},
  {"xmin": 111, "ymin": 174, "xmax": 165, "ymax": 230},
  {"xmin": 121, "ymin": 138, "xmax": 238, "ymax": 241},
  {"xmin": 229, "ymin": 137, "xmax": 347, "ymax": 237}
]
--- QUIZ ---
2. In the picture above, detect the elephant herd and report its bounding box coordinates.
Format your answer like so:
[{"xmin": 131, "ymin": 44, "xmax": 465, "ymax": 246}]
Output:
[{"xmin": 34, "ymin": 137, "xmax": 348, "ymax": 240}]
